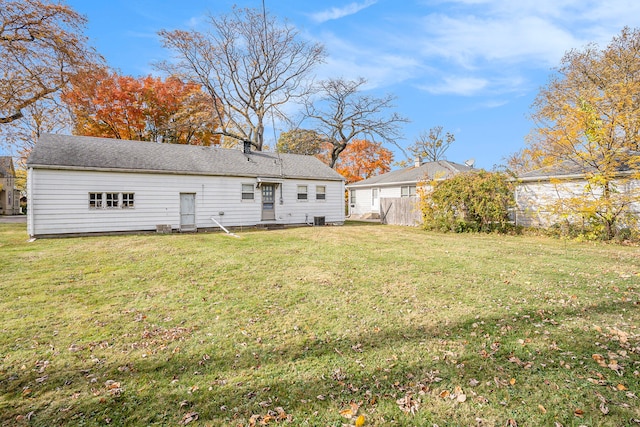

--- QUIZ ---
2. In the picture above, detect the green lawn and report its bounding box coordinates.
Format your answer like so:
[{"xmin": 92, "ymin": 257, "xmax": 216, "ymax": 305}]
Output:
[{"xmin": 1, "ymin": 222, "xmax": 639, "ymax": 426}]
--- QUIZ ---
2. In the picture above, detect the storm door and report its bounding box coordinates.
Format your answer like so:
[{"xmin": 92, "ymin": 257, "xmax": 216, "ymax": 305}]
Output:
[{"xmin": 261, "ymin": 184, "xmax": 276, "ymax": 221}]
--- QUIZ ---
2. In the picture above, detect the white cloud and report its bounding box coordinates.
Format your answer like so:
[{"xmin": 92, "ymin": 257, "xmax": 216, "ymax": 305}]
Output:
[
  {"xmin": 420, "ymin": 76, "xmax": 488, "ymax": 95},
  {"xmin": 311, "ymin": 0, "xmax": 377, "ymax": 23},
  {"xmin": 417, "ymin": 14, "xmax": 580, "ymax": 68},
  {"xmin": 311, "ymin": 30, "xmax": 426, "ymax": 90}
]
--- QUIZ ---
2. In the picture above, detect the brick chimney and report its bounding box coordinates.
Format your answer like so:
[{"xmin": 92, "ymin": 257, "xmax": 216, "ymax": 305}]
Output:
[{"xmin": 414, "ymin": 156, "xmax": 422, "ymax": 168}]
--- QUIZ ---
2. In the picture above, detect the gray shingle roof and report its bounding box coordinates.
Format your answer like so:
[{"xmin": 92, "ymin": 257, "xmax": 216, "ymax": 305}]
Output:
[
  {"xmin": 27, "ymin": 134, "xmax": 344, "ymax": 181},
  {"xmin": 518, "ymin": 155, "xmax": 640, "ymax": 181},
  {"xmin": 346, "ymin": 160, "xmax": 473, "ymax": 187}
]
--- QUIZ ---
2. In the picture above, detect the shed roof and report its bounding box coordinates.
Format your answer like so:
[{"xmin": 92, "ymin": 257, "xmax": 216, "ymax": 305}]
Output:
[
  {"xmin": 27, "ymin": 134, "xmax": 344, "ymax": 181},
  {"xmin": 0, "ymin": 156, "xmax": 15, "ymax": 178},
  {"xmin": 346, "ymin": 160, "xmax": 473, "ymax": 188}
]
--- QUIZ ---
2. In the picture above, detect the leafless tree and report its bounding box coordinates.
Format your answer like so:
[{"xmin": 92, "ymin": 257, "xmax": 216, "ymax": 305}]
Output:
[
  {"xmin": 408, "ymin": 126, "xmax": 455, "ymax": 162},
  {"xmin": 158, "ymin": 7, "xmax": 326, "ymax": 151},
  {"xmin": 0, "ymin": 0, "xmax": 98, "ymax": 125},
  {"xmin": 304, "ymin": 77, "xmax": 408, "ymax": 168},
  {"xmin": 2, "ymin": 95, "xmax": 72, "ymax": 160}
]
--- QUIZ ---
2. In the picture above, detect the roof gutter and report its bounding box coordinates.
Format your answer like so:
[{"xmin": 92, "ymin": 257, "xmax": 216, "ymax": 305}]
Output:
[
  {"xmin": 26, "ymin": 164, "xmax": 345, "ymax": 182},
  {"xmin": 516, "ymin": 169, "xmax": 636, "ymax": 183}
]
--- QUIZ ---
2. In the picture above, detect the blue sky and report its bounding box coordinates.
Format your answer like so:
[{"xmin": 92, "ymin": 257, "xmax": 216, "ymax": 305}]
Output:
[{"xmin": 7, "ymin": 0, "xmax": 640, "ymax": 169}]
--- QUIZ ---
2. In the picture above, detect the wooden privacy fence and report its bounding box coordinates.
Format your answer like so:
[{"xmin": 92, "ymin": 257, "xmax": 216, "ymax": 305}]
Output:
[{"xmin": 380, "ymin": 197, "xmax": 422, "ymax": 226}]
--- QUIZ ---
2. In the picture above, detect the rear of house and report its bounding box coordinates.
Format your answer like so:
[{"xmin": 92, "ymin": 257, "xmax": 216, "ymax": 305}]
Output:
[{"xmin": 27, "ymin": 134, "xmax": 344, "ymax": 237}]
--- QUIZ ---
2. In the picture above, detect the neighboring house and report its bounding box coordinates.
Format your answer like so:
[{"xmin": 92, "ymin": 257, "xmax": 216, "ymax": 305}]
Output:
[
  {"xmin": 515, "ymin": 160, "xmax": 640, "ymax": 228},
  {"xmin": 0, "ymin": 156, "xmax": 21, "ymax": 216},
  {"xmin": 346, "ymin": 158, "xmax": 474, "ymax": 225},
  {"xmin": 27, "ymin": 134, "xmax": 345, "ymax": 238}
]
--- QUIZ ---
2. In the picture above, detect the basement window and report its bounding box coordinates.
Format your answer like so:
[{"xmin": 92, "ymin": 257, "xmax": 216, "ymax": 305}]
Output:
[{"xmin": 89, "ymin": 193, "xmax": 103, "ymax": 209}]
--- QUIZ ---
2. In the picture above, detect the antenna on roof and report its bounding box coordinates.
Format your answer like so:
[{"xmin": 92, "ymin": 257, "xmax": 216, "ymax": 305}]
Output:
[{"xmin": 464, "ymin": 158, "xmax": 475, "ymax": 168}]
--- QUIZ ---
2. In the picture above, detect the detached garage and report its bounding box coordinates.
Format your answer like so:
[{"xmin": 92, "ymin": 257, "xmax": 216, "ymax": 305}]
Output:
[{"xmin": 27, "ymin": 134, "xmax": 345, "ymax": 238}]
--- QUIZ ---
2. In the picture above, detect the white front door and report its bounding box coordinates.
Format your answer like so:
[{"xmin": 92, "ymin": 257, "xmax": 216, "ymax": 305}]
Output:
[{"xmin": 180, "ymin": 193, "xmax": 196, "ymax": 231}]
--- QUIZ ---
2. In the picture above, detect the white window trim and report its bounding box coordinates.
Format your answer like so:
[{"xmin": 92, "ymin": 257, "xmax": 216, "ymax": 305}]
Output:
[
  {"xmin": 297, "ymin": 185, "xmax": 308, "ymax": 201},
  {"xmin": 241, "ymin": 183, "xmax": 255, "ymax": 201},
  {"xmin": 89, "ymin": 192, "xmax": 135, "ymax": 210}
]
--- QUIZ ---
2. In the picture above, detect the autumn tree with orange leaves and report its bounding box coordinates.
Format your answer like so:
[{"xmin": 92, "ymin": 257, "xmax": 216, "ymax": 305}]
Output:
[
  {"xmin": 63, "ymin": 69, "xmax": 221, "ymax": 145},
  {"xmin": 332, "ymin": 139, "xmax": 393, "ymax": 184}
]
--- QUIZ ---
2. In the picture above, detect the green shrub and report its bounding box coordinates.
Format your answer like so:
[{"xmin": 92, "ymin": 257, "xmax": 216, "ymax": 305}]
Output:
[{"xmin": 421, "ymin": 171, "xmax": 514, "ymax": 233}]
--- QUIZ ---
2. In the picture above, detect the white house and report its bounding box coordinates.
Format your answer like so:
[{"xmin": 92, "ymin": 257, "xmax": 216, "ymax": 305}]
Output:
[
  {"xmin": 515, "ymin": 160, "xmax": 640, "ymax": 228},
  {"xmin": 26, "ymin": 134, "xmax": 345, "ymax": 237},
  {"xmin": 346, "ymin": 159, "xmax": 473, "ymax": 224}
]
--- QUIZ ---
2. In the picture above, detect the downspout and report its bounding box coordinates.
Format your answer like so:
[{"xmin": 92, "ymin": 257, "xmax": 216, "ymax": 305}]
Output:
[{"xmin": 210, "ymin": 216, "xmax": 241, "ymax": 238}]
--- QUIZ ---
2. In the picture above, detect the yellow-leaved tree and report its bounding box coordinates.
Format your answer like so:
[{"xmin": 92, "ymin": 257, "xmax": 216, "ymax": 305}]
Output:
[{"xmin": 526, "ymin": 27, "xmax": 640, "ymax": 239}]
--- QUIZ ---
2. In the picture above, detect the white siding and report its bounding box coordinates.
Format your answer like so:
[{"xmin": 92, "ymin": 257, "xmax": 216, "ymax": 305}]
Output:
[
  {"xmin": 349, "ymin": 187, "xmax": 373, "ymax": 216},
  {"xmin": 28, "ymin": 168, "xmax": 344, "ymax": 237},
  {"xmin": 349, "ymin": 185, "xmax": 416, "ymax": 217},
  {"xmin": 380, "ymin": 186, "xmax": 402, "ymax": 198},
  {"xmin": 515, "ymin": 178, "xmax": 640, "ymax": 228}
]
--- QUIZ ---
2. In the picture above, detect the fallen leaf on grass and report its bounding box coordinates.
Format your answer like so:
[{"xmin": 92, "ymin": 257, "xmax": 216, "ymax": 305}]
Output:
[
  {"xmin": 105, "ymin": 380, "xmax": 123, "ymax": 396},
  {"xmin": 599, "ymin": 402, "xmax": 609, "ymax": 415},
  {"xmin": 574, "ymin": 408, "xmax": 584, "ymax": 417},
  {"xmin": 339, "ymin": 402, "xmax": 360, "ymax": 419},
  {"xmin": 509, "ymin": 378, "xmax": 516, "ymax": 386},
  {"xmin": 355, "ymin": 414, "xmax": 365, "ymax": 426},
  {"xmin": 538, "ymin": 404, "xmax": 547, "ymax": 414},
  {"xmin": 608, "ymin": 360, "xmax": 624, "ymax": 376},
  {"xmin": 616, "ymin": 383, "xmax": 627, "ymax": 391},
  {"xmin": 397, "ymin": 392, "xmax": 420, "ymax": 414},
  {"xmin": 249, "ymin": 407, "xmax": 291, "ymax": 426},
  {"xmin": 179, "ymin": 412, "xmax": 198, "ymax": 425},
  {"xmin": 592, "ymin": 354, "xmax": 606, "ymax": 367}
]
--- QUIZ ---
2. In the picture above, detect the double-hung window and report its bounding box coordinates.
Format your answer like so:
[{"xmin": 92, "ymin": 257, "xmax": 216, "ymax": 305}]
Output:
[
  {"xmin": 241, "ymin": 184, "xmax": 255, "ymax": 200},
  {"xmin": 316, "ymin": 185, "xmax": 326, "ymax": 200},
  {"xmin": 297, "ymin": 185, "xmax": 308, "ymax": 200}
]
